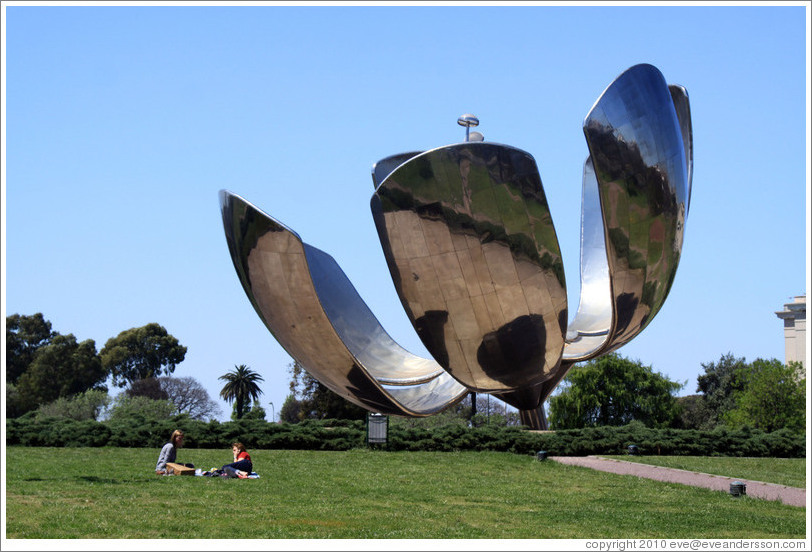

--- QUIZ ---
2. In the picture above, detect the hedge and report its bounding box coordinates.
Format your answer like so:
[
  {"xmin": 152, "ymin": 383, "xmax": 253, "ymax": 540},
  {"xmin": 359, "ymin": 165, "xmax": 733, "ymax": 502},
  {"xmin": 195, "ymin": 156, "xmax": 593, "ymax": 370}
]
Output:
[{"xmin": 5, "ymin": 415, "xmax": 805, "ymax": 457}]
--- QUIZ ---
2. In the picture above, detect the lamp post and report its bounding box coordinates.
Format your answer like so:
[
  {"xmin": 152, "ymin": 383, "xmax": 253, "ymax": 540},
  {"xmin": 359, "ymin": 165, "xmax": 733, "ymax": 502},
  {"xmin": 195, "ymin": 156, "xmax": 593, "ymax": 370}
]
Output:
[{"xmin": 269, "ymin": 401, "xmax": 274, "ymax": 423}]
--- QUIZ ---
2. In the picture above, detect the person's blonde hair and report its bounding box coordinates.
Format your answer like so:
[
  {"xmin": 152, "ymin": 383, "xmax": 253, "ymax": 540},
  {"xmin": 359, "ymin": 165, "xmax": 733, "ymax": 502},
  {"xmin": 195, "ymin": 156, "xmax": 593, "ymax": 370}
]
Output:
[
  {"xmin": 171, "ymin": 430, "xmax": 184, "ymax": 447},
  {"xmin": 232, "ymin": 442, "xmax": 246, "ymax": 453}
]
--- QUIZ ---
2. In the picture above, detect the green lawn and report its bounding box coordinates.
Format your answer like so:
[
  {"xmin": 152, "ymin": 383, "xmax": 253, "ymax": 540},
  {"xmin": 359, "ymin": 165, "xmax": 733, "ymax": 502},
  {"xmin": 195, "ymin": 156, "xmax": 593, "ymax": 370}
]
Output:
[
  {"xmin": 4, "ymin": 447, "xmax": 806, "ymax": 539},
  {"xmin": 599, "ymin": 455, "xmax": 806, "ymax": 488}
]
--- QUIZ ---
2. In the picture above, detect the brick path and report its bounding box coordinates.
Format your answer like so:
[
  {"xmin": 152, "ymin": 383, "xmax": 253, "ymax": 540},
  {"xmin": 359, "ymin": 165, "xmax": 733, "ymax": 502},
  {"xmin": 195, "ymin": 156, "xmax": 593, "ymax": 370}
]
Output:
[{"xmin": 550, "ymin": 456, "xmax": 806, "ymax": 508}]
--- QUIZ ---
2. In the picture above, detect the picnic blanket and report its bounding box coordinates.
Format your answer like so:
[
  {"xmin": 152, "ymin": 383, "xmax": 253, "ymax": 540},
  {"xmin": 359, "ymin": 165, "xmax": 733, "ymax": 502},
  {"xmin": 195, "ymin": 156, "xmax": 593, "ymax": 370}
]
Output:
[{"xmin": 196, "ymin": 468, "xmax": 260, "ymax": 479}]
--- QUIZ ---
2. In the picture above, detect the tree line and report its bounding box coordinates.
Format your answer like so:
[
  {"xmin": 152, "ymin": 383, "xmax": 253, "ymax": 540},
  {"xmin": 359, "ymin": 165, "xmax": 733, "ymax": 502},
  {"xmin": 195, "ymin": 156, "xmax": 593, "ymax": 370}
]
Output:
[
  {"xmin": 8, "ymin": 313, "xmax": 805, "ymax": 434},
  {"xmin": 279, "ymin": 352, "xmax": 806, "ymax": 434},
  {"xmin": 6, "ymin": 313, "xmax": 267, "ymax": 423},
  {"xmin": 547, "ymin": 353, "xmax": 805, "ymax": 433}
]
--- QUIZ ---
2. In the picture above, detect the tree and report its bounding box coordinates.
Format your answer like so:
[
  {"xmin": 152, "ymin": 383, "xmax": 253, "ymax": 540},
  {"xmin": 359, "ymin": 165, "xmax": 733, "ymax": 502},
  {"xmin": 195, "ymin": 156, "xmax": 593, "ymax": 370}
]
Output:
[
  {"xmin": 100, "ymin": 323, "xmax": 187, "ymax": 387},
  {"xmin": 724, "ymin": 359, "xmax": 805, "ymax": 432},
  {"xmin": 6, "ymin": 313, "xmax": 55, "ymax": 384},
  {"xmin": 548, "ymin": 353, "xmax": 684, "ymax": 429},
  {"xmin": 106, "ymin": 394, "xmax": 175, "ymax": 421},
  {"xmin": 695, "ymin": 353, "xmax": 752, "ymax": 428},
  {"xmin": 286, "ymin": 361, "xmax": 367, "ymax": 421},
  {"xmin": 219, "ymin": 365, "xmax": 264, "ymax": 419},
  {"xmin": 675, "ymin": 394, "xmax": 715, "ymax": 430},
  {"xmin": 125, "ymin": 377, "xmax": 169, "ymax": 401},
  {"xmin": 124, "ymin": 376, "xmax": 220, "ymax": 420},
  {"xmin": 5, "ymin": 383, "xmax": 25, "ymax": 419},
  {"xmin": 238, "ymin": 401, "xmax": 266, "ymax": 421},
  {"xmin": 279, "ymin": 393, "xmax": 302, "ymax": 423},
  {"xmin": 14, "ymin": 334, "xmax": 107, "ymax": 414},
  {"xmin": 36, "ymin": 389, "xmax": 111, "ymax": 421},
  {"xmin": 158, "ymin": 376, "xmax": 222, "ymax": 421}
]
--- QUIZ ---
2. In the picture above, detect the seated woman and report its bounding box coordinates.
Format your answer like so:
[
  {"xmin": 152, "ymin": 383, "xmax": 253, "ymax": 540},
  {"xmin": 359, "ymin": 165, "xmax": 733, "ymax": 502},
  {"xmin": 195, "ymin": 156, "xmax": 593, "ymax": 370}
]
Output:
[
  {"xmin": 155, "ymin": 429, "xmax": 189, "ymax": 475},
  {"xmin": 221, "ymin": 442, "xmax": 252, "ymax": 478}
]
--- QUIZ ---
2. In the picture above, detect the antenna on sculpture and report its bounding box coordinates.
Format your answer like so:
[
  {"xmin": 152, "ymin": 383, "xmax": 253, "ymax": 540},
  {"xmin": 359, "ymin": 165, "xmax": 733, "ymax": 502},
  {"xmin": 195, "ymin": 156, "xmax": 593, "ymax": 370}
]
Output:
[{"xmin": 457, "ymin": 113, "xmax": 480, "ymax": 142}]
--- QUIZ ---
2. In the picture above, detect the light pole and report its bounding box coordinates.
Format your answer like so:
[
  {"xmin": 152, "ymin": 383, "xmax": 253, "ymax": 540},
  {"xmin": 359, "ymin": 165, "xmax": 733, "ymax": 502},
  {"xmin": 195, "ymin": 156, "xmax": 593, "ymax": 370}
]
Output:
[{"xmin": 269, "ymin": 401, "xmax": 274, "ymax": 423}]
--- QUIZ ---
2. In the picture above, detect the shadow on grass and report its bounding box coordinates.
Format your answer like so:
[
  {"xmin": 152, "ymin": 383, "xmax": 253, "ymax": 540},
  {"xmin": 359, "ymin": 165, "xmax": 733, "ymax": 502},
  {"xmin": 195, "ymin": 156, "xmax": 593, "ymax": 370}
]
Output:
[{"xmin": 74, "ymin": 475, "xmax": 156, "ymax": 484}]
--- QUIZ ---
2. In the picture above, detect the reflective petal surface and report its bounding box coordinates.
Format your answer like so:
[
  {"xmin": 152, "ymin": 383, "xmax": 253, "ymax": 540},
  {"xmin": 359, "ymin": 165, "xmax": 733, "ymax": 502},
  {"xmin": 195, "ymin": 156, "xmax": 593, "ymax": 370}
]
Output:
[
  {"xmin": 371, "ymin": 143, "xmax": 567, "ymax": 395},
  {"xmin": 582, "ymin": 63, "xmax": 690, "ymax": 354},
  {"xmin": 372, "ymin": 151, "xmax": 424, "ymax": 189},
  {"xmin": 220, "ymin": 191, "xmax": 468, "ymax": 416},
  {"xmin": 220, "ymin": 63, "xmax": 693, "ymax": 429},
  {"xmin": 563, "ymin": 156, "xmax": 613, "ymax": 361}
]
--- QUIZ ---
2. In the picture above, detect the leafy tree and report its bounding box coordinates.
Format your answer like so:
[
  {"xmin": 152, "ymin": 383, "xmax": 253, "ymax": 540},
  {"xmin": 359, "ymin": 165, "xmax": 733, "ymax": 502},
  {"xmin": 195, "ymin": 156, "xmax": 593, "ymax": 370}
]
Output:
[
  {"xmin": 675, "ymin": 394, "xmax": 715, "ymax": 430},
  {"xmin": 5, "ymin": 383, "xmax": 25, "ymax": 418},
  {"xmin": 237, "ymin": 401, "xmax": 267, "ymax": 421},
  {"xmin": 724, "ymin": 359, "xmax": 805, "ymax": 432},
  {"xmin": 106, "ymin": 394, "xmax": 175, "ymax": 421},
  {"xmin": 279, "ymin": 393, "xmax": 302, "ymax": 423},
  {"xmin": 125, "ymin": 377, "xmax": 169, "ymax": 400},
  {"xmin": 286, "ymin": 361, "xmax": 367, "ymax": 421},
  {"xmin": 695, "ymin": 353, "xmax": 752, "ymax": 428},
  {"xmin": 36, "ymin": 389, "xmax": 111, "ymax": 421},
  {"xmin": 100, "ymin": 323, "xmax": 187, "ymax": 387},
  {"xmin": 6, "ymin": 313, "xmax": 56, "ymax": 384},
  {"xmin": 219, "ymin": 365, "xmax": 264, "ymax": 419},
  {"xmin": 14, "ymin": 334, "xmax": 107, "ymax": 414},
  {"xmin": 548, "ymin": 353, "xmax": 684, "ymax": 429}
]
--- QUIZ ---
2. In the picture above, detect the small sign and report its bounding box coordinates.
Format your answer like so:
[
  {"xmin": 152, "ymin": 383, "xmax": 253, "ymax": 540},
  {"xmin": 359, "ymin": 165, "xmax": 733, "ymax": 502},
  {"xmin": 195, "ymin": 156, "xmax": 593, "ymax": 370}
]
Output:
[{"xmin": 367, "ymin": 413, "xmax": 388, "ymax": 444}]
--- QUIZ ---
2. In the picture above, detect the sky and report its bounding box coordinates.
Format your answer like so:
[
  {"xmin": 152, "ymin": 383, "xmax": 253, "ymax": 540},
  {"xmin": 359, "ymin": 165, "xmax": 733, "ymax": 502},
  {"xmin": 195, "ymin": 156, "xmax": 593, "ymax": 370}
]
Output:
[{"xmin": 2, "ymin": 2, "xmax": 810, "ymax": 424}]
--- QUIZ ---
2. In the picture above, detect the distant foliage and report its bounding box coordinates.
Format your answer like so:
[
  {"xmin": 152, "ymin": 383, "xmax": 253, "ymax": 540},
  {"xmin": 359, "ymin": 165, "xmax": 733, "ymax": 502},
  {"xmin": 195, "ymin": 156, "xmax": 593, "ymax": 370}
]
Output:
[
  {"xmin": 124, "ymin": 376, "xmax": 222, "ymax": 421},
  {"xmin": 35, "ymin": 389, "xmax": 111, "ymax": 421},
  {"xmin": 100, "ymin": 323, "xmax": 187, "ymax": 387},
  {"xmin": 674, "ymin": 394, "xmax": 714, "ymax": 430},
  {"xmin": 106, "ymin": 395, "xmax": 175, "ymax": 422},
  {"xmin": 723, "ymin": 360, "xmax": 805, "ymax": 432},
  {"xmin": 14, "ymin": 334, "xmax": 107, "ymax": 414},
  {"xmin": 6, "ymin": 314, "xmax": 189, "ymax": 419},
  {"xmin": 693, "ymin": 353, "xmax": 752, "ymax": 429},
  {"xmin": 6, "ymin": 313, "xmax": 55, "ymax": 385},
  {"xmin": 285, "ymin": 361, "xmax": 367, "ymax": 421},
  {"xmin": 549, "ymin": 354, "xmax": 683, "ymax": 429},
  {"xmin": 219, "ymin": 365, "xmax": 264, "ymax": 419},
  {"xmin": 236, "ymin": 402, "xmax": 267, "ymax": 421},
  {"xmin": 684, "ymin": 354, "xmax": 806, "ymax": 432}
]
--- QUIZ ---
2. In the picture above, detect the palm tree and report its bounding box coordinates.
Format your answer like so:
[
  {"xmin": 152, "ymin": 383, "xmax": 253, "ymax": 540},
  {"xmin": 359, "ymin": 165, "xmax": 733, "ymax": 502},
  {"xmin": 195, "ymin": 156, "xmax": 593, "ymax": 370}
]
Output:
[{"xmin": 219, "ymin": 365, "xmax": 264, "ymax": 419}]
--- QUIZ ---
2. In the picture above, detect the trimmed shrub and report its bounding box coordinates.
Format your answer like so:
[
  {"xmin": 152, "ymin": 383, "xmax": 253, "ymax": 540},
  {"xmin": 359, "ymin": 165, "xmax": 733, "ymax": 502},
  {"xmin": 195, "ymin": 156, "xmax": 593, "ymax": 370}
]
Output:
[{"xmin": 5, "ymin": 417, "xmax": 805, "ymax": 458}]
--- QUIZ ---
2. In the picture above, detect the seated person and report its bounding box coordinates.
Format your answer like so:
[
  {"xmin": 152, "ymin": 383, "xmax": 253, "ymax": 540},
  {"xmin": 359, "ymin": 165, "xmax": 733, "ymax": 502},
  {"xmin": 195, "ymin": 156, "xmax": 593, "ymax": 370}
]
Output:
[
  {"xmin": 155, "ymin": 429, "xmax": 193, "ymax": 474},
  {"xmin": 221, "ymin": 442, "xmax": 252, "ymax": 478}
]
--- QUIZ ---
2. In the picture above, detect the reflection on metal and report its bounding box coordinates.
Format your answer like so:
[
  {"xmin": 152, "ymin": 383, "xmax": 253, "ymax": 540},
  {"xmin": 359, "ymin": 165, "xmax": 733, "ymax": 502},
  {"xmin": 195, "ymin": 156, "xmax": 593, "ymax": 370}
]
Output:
[
  {"xmin": 220, "ymin": 192, "xmax": 468, "ymax": 416},
  {"xmin": 371, "ymin": 142, "xmax": 568, "ymax": 404},
  {"xmin": 220, "ymin": 64, "xmax": 692, "ymax": 430}
]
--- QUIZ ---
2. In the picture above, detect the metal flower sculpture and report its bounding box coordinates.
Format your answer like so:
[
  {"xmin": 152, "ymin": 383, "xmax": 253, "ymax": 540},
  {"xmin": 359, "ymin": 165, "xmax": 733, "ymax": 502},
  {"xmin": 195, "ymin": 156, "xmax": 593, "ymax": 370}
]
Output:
[{"xmin": 220, "ymin": 64, "xmax": 693, "ymax": 429}]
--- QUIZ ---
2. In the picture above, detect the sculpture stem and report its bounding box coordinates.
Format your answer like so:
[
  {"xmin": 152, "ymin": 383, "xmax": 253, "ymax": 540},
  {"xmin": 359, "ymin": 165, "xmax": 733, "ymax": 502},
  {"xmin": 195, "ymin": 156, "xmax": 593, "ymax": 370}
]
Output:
[{"xmin": 520, "ymin": 404, "xmax": 548, "ymax": 430}]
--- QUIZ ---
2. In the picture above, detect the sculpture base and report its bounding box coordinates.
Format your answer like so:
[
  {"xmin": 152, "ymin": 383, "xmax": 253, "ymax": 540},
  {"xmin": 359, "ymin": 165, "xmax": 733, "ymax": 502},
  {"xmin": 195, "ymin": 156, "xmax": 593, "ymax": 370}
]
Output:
[{"xmin": 520, "ymin": 404, "xmax": 548, "ymax": 430}]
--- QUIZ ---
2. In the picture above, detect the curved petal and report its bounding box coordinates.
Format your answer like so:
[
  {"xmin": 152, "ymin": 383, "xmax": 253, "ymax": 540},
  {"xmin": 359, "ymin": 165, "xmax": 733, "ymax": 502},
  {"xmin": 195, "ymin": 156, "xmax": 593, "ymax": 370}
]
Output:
[
  {"xmin": 562, "ymin": 156, "xmax": 613, "ymax": 361},
  {"xmin": 220, "ymin": 190, "xmax": 468, "ymax": 416},
  {"xmin": 669, "ymin": 84, "xmax": 693, "ymax": 214},
  {"xmin": 371, "ymin": 142, "xmax": 567, "ymax": 396},
  {"xmin": 372, "ymin": 151, "xmax": 424, "ymax": 190},
  {"xmin": 581, "ymin": 63, "xmax": 690, "ymax": 355}
]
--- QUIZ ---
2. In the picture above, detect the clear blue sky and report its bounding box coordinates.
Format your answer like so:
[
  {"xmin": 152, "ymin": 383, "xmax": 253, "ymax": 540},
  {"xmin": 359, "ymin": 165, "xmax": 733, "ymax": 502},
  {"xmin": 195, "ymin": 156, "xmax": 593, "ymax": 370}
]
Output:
[{"xmin": 3, "ymin": 3, "xmax": 809, "ymax": 422}]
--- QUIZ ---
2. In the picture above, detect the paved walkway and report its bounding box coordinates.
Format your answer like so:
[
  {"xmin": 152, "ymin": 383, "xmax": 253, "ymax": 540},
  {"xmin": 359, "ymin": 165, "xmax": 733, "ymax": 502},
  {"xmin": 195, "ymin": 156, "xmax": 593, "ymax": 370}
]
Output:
[{"xmin": 550, "ymin": 456, "xmax": 806, "ymax": 508}]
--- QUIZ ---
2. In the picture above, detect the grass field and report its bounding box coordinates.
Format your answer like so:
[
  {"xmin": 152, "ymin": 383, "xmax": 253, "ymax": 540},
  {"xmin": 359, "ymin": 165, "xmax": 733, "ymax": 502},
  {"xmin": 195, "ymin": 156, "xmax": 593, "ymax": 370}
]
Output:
[
  {"xmin": 4, "ymin": 447, "xmax": 807, "ymax": 539},
  {"xmin": 599, "ymin": 455, "xmax": 807, "ymax": 489}
]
